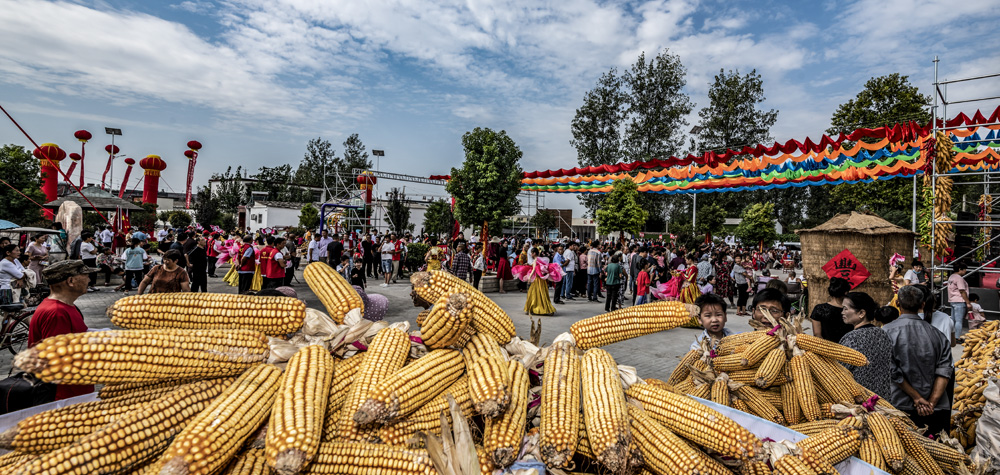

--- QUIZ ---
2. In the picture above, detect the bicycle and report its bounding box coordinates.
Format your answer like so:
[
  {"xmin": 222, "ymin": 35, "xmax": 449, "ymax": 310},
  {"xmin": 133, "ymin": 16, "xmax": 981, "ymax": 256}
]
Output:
[{"xmin": 0, "ymin": 302, "xmax": 32, "ymax": 356}]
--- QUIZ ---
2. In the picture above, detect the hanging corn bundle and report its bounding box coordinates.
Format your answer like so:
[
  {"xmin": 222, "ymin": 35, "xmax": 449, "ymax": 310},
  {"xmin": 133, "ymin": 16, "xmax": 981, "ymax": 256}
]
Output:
[{"xmin": 977, "ymin": 194, "xmax": 993, "ymax": 261}]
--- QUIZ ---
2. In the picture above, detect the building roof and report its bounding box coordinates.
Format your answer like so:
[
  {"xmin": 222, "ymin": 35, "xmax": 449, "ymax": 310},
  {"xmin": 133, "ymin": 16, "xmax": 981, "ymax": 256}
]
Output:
[
  {"xmin": 251, "ymin": 200, "xmax": 312, "ymax": 210},
  {"xmin": 45, "ymin": 185, "xmax": 144, "ymax": 211}
]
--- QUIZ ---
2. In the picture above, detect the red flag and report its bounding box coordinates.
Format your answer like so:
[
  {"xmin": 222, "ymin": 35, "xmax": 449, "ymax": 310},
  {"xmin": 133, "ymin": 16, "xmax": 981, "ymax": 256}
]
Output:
[{"xmin": 821, "ymin": 249, "xmax": 870, "ymax": 289}]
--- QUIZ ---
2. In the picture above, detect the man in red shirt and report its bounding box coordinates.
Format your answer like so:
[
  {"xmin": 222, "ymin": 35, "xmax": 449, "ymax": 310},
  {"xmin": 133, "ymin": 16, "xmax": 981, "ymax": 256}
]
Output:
[{"xmin": 29, "ymin": 260, "xmax": 98, "ymax": 400}]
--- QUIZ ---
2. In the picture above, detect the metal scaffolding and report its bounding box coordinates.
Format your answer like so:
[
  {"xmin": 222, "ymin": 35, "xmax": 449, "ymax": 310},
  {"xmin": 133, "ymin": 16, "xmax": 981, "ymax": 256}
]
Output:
[{"xmin": 929, "ymin": 57, "xmax": 1000, "ymax": 287}]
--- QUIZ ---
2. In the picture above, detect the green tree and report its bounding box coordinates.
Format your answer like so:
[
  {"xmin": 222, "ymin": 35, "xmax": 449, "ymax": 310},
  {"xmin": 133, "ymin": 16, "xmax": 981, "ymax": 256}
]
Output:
[
  {"xmin": 383, "ymin": 187, "xmax": 411, "ymax": 235},
  {"xmin": 529, "ymin": 209, "xmax": 557, "ymax": 238},
  {"xmin": 168, "ymin": 211, "xmax": 192, "ymax": 228},
  {"xmin": 446, "ymin": 128, "xmax": 523, "ymax": 233},
  {"xmin": 623, "ymin": 50, "xmax": 694, "ymax": 162},
  {"xmin": 570, "ymin": 70, "xmax": 626, "ymax": 216},
  {"xmin": 193, "ymin": 186, "xmax": 220, "ymax": 226},
  {"xmin": 130, "ymin": 203, "xmax": 158, "ymax": 232},
  {"xmin": 249, "ymin": 165, "xmax": 311, "ymax": 202},
  {"xmin": 341, "ymin": 133, "xmax": 372, "ymax": 173},
  {"xmin": 422, "ymin": 199, "xmax": 454, "ymax": 237},
  {"xmin": 691, "ymin": 69, "xmax": 787, "ymax": 224},
  {"xmin": 734, "ymin": 203, "xmax": 778, "ymax": 247},
  {"xmin": 824, "ymin": 73, "xmax": 931, "ymax": 223},
  {"xmin": 695, "ymin": 201, "xmax": 727, "ymax": 237},
  {"xmin": 294, "ymin": 137, "xmax": 336, "ymax": 188},
  {"xmin": 0, "ymin": 144, "xmax": 45, "ymax": 226},
  {"xmin": 212, "ymin": 166, "xmax": 248, "ymax": 211},
  {"xmin": 596, "ymin": 179, "xmax": 648, "ymax": 237},
  {"xmin": 218, "ymin": 213, "xmax": 237, "ymax": 232},
  {"xmin": 299, "ymin": 204, "xmax": 319, "ymax": 229}
]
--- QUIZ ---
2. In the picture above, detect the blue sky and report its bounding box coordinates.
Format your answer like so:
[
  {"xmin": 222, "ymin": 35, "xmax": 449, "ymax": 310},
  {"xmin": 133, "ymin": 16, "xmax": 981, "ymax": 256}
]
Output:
[{"xmin": 1, "ymin": 0, "xmax": 998, "ymax": 215}]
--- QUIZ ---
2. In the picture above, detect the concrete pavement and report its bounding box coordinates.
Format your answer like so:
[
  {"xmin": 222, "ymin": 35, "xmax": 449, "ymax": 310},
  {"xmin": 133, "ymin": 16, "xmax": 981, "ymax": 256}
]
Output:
[{"xmin": 0, "ymin": 267, "xmax": 756, "ymax": 380}]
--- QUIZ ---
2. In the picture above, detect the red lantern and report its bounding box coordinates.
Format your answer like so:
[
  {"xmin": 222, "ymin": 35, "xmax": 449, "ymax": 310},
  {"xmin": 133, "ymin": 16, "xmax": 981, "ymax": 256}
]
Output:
[
  {"xmin": 105, "ymin": 144, "xmax": 120, "ymax": 154},
  {"xmin": 34, "ymin": 143, "xmax": 66, "ymax": 201},
  {"xmin": 184, "ymin": 150, "xmax": 196, "ymax": 159},
  {"xmin": 119, "ymin": 157, "xmax": 136, "ymax": 198},
  {"xmin": 69, "ymin": 152, "xmax": 82, "ymax": 161},
  {"xmin": 139, "ymin": 155, "xmax": 167, "ymax": 205},
  {"xmin": 356, "ymin": 173, "xmax": 376, "ymax": 203},
  {"xmin": 186, "ymin": 140, "xmax": 202, "ymax": 151},
  {"xmin": 74, "ymin": 130, "xmax": 92, "ymax": 142}
]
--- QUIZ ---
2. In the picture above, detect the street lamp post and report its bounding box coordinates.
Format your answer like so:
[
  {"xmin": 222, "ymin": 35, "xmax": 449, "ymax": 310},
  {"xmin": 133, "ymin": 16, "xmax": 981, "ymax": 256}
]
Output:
[{"xmin": 106, "ymin": 127, "xmax": 122, "ymax": 191}]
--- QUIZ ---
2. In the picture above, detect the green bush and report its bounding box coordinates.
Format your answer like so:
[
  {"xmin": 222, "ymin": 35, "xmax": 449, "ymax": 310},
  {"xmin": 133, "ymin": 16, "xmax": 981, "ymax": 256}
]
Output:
[{"xmin": 406, "ymin": 242, "xmax": 429, "ymax": 270}]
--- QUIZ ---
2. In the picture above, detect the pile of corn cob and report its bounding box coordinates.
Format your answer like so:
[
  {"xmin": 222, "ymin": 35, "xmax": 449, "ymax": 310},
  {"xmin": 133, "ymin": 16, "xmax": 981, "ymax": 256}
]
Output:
[
  {"xmin": 663, "ymin": 312, "xmax": 972, "ymax": 474},
  {"xmin": 0, "ymin": 262, "xmax": 970, "ymax": 474},
  {"xmin": 951, "ymin": 320, "xmax": 1000, "ymax": 449}
]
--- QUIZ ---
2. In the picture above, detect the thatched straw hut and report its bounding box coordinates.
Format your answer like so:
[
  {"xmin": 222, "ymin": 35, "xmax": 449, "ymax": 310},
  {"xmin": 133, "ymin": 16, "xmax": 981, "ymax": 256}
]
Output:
[{"xmin": 796, "ymin": 212, "xmax": 914, "ymax": 316}]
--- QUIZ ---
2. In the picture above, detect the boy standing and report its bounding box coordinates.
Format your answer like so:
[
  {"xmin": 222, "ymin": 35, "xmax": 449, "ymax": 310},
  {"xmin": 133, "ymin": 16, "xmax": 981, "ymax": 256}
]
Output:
[{"xmin": 690, "ymin": 293, "xmax": 733, "ymax": 351}]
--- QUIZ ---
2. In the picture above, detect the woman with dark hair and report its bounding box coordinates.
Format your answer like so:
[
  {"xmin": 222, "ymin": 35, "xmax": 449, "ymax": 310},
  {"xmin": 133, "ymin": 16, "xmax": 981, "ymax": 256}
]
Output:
[
  {"xmin": 0, "ymin": 244, "xmax": 25, "ymax": 305},
  {"xmin": 875, "ymin": 305, "xmax": 900, "ymax": 326},
  {"xmin": 25, "ymin": 233, "xmax": 49, "ymax": 284},
  {"xmin": 839, "ymin": 291, "xmax": 892, "ymax": 398},
  {"xmin": 713, "ymin": 251, "xmax": 736, "ymax": 307},
  {"xmin": 137, "ymin": 249, "xmax": 190, "ymax": 294},
  {"xmin": 809, "ymin": 277, "xmax": 852, "ymax": 343}
]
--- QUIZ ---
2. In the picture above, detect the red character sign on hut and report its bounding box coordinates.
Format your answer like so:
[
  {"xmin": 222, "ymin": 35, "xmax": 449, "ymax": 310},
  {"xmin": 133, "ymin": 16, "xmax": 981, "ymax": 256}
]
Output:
[{"xmin": 821, "ymin": 249, "xmax": 871, "ymax": 289}]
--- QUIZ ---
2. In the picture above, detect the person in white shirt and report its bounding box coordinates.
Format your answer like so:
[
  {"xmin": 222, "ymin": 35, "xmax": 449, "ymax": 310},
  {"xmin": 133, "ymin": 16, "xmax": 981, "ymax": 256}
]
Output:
[
  {"xmin": 0, "ymin": 245, "xmax": 25, "ymax": 305},
  {"xmin": 307, "ymin": 234, "xmax": 323, "ymax": 262},
  {"xmin": 156, "ymin": 227, "xmax": 169, "ymax": 242},
  {"xmin": 317, "ymin": 230, "xmax": 333, "ymax": 263},
  {"xmin": 562, "ymin": 242, "xmax": 578, "ymax": 300},
  {"xmin": 379, "ymin": 238, "xmax": 395, "ymax": 287},
  {"xmin": 79, "ymin": 232, "xmax": 99, "ymax": 291},
  {"xmin": 472, "ymin": 245, "xmax": 485, "ymax": 290},
  {"xmin": 99, "ymin": 226, "xmax": 114, "ymax": 248}
]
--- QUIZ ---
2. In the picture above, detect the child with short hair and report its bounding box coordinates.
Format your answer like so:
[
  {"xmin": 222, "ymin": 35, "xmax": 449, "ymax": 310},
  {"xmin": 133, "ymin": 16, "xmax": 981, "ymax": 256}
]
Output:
[
  {"xmin": 690, "ymin": 293, "xmax": 732, "ymax": 351},
  {"xmin": 700, "ymin": 275, "xmax": 716, "ymax": 295},
  {"xmin": 634, "ymin": 260, "xmax": 651, "ymax": 305},
  {"xmin": 350, "ymin": 259, "xmax": 366, "ymax": 289},
  {"xmin": 969, "ymin": 293, "xmax": 986, "ymax": 330},
  {"xmin": 337, "ymin": 255, "xmax": 351, "ymax": 281}
]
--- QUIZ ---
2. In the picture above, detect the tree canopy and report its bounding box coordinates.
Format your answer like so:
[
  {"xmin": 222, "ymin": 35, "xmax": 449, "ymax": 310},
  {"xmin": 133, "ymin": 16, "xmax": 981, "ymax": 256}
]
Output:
[
  {"xmin": 529, "ymin": 209, "xmax": 557, "ymax": 238},
  {"xmin": 446, "ymin": 128, "xmax": 523, "ymax": 233},
  {"xmin": 248, "ymin": 165, "xmax": 312, "ymax": 202},
  {"xmin": 383, "ymin": 187, "xmax": 411, "ymax": 235},
  {"xmin": 294, "ymin": 137, "xmax": 336, "ymax": 188},
  {"xmin": 0, "ymin": 144, "xmax": 46, "ymax": 226},
  {"xmin": 695, "ymin": 201, "xmax": 727, "ymax": 237},
  {"xmin": 212, "ymin": 166, "xmax": 248, "ymax": 211},
  {"xmin": 422, "ymin": 199, "xmax": 454, "ymax": 237},
  {"xmin": 734, "ymin": 203, "xmax": 778, "ymax": 247},
  {"xmin": 596, "ymin": 179, "xmax": 648, "ymax": 237}
]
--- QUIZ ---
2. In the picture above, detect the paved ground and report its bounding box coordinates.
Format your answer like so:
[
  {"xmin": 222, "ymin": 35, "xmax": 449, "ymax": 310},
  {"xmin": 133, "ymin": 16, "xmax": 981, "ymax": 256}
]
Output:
[{"xmin": 1, "ymin": 266, "xmax": 763, "ymax": 380}]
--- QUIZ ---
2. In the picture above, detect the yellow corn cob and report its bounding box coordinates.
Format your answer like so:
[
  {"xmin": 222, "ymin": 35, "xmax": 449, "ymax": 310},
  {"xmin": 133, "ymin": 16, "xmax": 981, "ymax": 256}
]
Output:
[
  {"xmin": 336, "ymin": 328, "xmax": 410, "ymax": 441},
  {"xmin": 98, "ymin": 378, "xmax": 199, "ymax": 400},
  {"xmin": 644, "ymin": 378, "xmax": 673, "ymax": 391},
  {"xmin": 741, "ymin": 461, "xmax": 774, "ymax": 475},
  {"xmin": 569, "ymin": 301, "xmax": 694, "ymax": 349},
  {"xmin": 468, "ymin": 355, "xmax": 512, "ymax": 418},
  {"xmin": 690, "ymin": 381, "xmax": 712, "ymax": 400},
  {"xmin": 900, "ymin": 456, "xmax": 928, "ymax": 475},
  {"xmin": 107, "ymin": 292, "xmax": 306, "ymax": 335},
  {"xmin": 626, "ymin": 383, "xmax": 760, "ymax": 460},
  {"xmin": 772, "ymin": 455, "xmax": 818, "ymax": 475},
  {"xmin": 796, "ymin": 446, "xmax": 839, "ymax": 475},
  {"xmin": 377, "ymin": 378, "xmax": 473, "ymax": 446},
  {"xmin": 628, "ymin": 404, "xmax": 707, "ymax": 475},
  {"xmin": 761, "ymin": 388, "xmax": 784, "ymax": 410},
  {"xmin": 462, "ymin": 332, "xmax": 507, "ymax": 364},
  {"xmin": 411, "ymin": 270, "xmax": 515, "ymax": 343},
  {"xmin": 712, "ymin": 353, "xmax": 751, "ymax": 372},
  {"xmin": 303, "ymin": 441, "xmax": 436, "ymax": 475},
  {"xmin": 790, "ymin": 350, "xmax": 822, "ymax": 421},
  {"xmin": 0, "ymin": 452, "xmax": 35, "ymax": 473},
  {"xmin": 797, "ymin": 425, "xmax": 863, "ymax": 465},
  {"xmin": 674, "ymin": 379, "xmax": 695, "ymax": 394},
  {"xmin": 476, "ymin": 445, "xmax": 494, "ymax": 475},
  {"xmin": 266, "ymin": 346, "xmax": 335, "ymax": 475},
  {"xmin": 858, "ymin": 436, "xmax": 888, "ymax": 471},
  {"xmin": 304, "ymin": 262, "xmax": 364, "ymax": 324},
  {"xmin": 718, "ymin": 331, "xmax": 767, "ymax": 355},
  {"xmin": 580, "ymin": 348, "xmax": 636, "ymax": 472},
  {"xmin": 735, "ymin": 385, "xmax": 785, "ymax": 425},
  {"xmin": 0, "ymin": 382, "xmax": 189, "ymax": 454},
  {"xmin": 733, "ymin": 398, "xmax": 752, "ymax": 414},
  {"xmin": 321, "ymin": 356, "xmax": 364, "ymax": 442},
  {"xmin": 356, "ymin": 348, "xmax": 465, "ymax": 425},
  {"xmin": 803, "ymin": 353, "xmax": 854, "ymax": 404},
  {"xmin": 789, "ymin": 420, "xmax": 840, "ymax": 436},
  {"xmin": 419, "ymin": 293, "xmax": 472, "ymax": 349},
  {"xmin": 15, "ymin": 328, "xmax": 269, "ymax": 385},
  {"xmin": 810, "ymin": 354, "xmax": 864, "ymax": 403},
  {"xmin": 683, "ymin": 439, "xmax": 738, "ymax": 475},
  {"xmin": 793, "ymin": 333, "xmax": 868, "ymax": 367},
  {"xmin": 220, "ymin": 448, "xmax": 268, "ymax": 475},
  {"xmin": 12, "ymin": 378, "xmax": 230, "ymax": 475},
  {"xmin": 150, "ymin": 365, "xmax": 284, "ymax": 475},
  {"xmin": 781, "ymin": 381, "xmax": 802, "ymax": 425},
  {"xmin": 539, "ymin": 340, "xmax": 581, "ymax": 468},
  {"xmin": 741, "ymin": 333, "xmax": 780, "ymax": 366},
  {"xmin": 915, "ymin": 435, "xmax": 969, "ymax": 469},
  {"xmin": 576, "ymin": 412, "xmax": 595, "ymax": 459},
  {"xmin": 415, "ymin": 310, "xmax": 430, "ymax": 327},
  {"xmin": 813, "ymin": 381, "xmax": 834, "ymax": 405},
  {"xmin": 867, "ymin": 412, "xmax": 905, "ymax": 471},
  {"xmin": 667, "ymin": 349, "xmax": 701, "ymax": 385},
  {"xmin": 728, "ymin": 368, "xmax": 789, "ymax": 387},
  {"xmin": 889, "ymin": 417, "xmax": 945, "ymax": 475},
  {"xmin": 755, "ymin": 347, "xmax": 787, "ymax": 388},
  {"xmin": 711, "ymin": 375, "xmax": 731, "ymax": 405},
  {"xmin": 484, "ymin": 361, "xmax": 529, "ymax": 468}
]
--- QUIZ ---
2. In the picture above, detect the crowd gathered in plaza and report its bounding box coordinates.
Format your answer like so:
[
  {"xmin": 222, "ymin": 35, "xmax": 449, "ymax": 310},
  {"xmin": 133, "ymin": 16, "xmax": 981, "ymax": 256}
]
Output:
[{"xmin": 0, "ymin": 221, "xmax": 982, "ymax": 437}]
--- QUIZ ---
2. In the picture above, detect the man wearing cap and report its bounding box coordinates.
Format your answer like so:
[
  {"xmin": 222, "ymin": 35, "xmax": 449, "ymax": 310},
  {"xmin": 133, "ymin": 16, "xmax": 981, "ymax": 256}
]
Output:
[{"xmin": 29, "ymin": 260, "xmax": 98, "ymax": 400}]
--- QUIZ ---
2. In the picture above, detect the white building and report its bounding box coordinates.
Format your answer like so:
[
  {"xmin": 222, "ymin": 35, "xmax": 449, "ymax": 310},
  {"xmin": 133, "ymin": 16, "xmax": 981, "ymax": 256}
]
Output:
[{"xmin": 246, "ymin": 201, "xmax": 311, "ymax": 230}]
